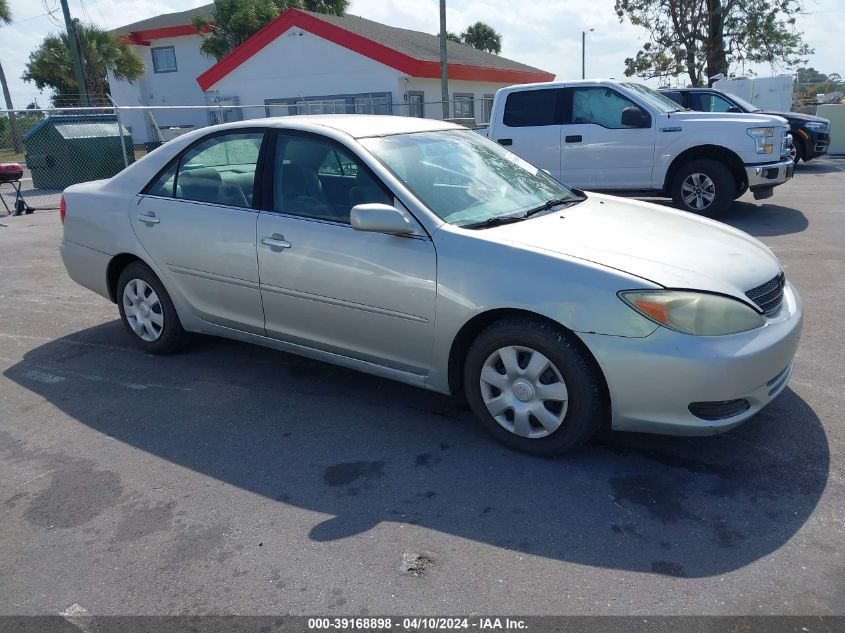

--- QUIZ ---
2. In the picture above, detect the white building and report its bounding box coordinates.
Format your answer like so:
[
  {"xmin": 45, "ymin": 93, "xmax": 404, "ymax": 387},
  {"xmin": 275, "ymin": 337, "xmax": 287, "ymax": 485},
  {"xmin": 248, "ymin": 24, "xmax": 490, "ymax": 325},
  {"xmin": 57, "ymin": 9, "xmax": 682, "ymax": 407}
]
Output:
[{"xmin": 109, "ymin": 6, "xmax": 554, "ymax": 142}]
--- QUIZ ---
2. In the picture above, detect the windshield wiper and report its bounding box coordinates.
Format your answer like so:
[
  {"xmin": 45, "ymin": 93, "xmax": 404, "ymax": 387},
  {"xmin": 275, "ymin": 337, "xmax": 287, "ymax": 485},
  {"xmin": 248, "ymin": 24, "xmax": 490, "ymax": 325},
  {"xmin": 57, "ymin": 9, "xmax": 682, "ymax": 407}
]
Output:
[
  {"xmin": 463, "ymin": 215, "xmax": 529, "ymax": 229},
  {"xmin": 524, "ymin": 195, "xmax": 586, "ymax": 217}
]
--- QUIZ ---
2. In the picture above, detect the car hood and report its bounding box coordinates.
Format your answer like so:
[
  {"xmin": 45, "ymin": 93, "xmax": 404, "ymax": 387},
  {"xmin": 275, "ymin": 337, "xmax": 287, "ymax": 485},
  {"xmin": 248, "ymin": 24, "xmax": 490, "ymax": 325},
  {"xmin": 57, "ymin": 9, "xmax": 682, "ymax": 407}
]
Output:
[
  {"xmin": 761, "ymin": 110, "xmax": 830, "ymax": 125},
  {"xmin": 665, "ymin": 110, "xmax": 788, "ymax": 126},
  {"xmin": 482, "ymin": 193, "xmax": 781, "ymax": 300}
]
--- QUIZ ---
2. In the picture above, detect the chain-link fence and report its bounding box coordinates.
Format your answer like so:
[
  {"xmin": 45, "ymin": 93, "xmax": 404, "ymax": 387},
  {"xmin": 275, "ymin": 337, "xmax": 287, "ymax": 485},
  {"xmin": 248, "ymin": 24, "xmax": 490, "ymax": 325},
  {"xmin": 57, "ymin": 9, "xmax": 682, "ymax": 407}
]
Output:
[{"xmin": 1, "ymin": 97, "xmax": 492, "ymax": 213}]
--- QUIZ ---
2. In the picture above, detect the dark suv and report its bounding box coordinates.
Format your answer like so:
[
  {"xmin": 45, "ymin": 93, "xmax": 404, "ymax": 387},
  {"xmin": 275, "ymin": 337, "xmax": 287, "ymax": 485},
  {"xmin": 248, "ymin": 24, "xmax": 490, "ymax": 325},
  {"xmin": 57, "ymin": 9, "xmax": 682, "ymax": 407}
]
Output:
[{"xmin": 659, "ymin": 88, "xmax": 830, "ymax": 163}]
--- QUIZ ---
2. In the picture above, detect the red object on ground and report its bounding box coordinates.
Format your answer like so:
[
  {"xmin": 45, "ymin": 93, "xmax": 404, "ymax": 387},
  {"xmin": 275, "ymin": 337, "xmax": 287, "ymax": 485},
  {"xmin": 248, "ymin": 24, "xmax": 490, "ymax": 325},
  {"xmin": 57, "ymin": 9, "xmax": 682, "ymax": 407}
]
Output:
[{"xmin": 0, "ymin": 162, "xmax": 24, "ymax": 184}]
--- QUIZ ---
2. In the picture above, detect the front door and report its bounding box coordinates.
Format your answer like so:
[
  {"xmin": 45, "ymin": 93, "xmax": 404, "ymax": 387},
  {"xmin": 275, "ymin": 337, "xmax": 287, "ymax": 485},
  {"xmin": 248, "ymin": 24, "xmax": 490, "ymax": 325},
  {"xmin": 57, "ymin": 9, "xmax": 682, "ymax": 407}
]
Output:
[
  {"xmin": 256, "ymin": 132, "xmax": 436, "ymax": 373},
  {"xmin": 560, "ymin": 87, "xmax": 655, "ymax": 190},
  {"xmin": 131, "ymin": 130, "xmax": 266, "ymax": 334}
]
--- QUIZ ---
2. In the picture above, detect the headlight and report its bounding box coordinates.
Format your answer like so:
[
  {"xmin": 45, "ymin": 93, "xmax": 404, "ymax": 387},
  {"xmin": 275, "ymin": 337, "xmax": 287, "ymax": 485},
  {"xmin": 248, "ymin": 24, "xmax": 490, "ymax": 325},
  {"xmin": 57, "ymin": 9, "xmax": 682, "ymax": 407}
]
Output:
[
  {"xmin": 619, "ymin": 290, "xmax": 766, "ymax": 336},
  {"xmin": 803, "ymin": 121, "xmax": 828, "ymax": 131},
  {"xmin": 747, "ymin": 127, "xmax": 775, "ymax": 154}
]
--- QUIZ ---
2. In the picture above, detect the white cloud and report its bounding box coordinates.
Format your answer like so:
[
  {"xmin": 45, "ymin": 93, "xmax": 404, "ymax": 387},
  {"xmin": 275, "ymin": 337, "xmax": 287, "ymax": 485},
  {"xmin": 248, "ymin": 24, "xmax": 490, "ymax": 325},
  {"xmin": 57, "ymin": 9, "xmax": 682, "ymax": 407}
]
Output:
[{"xmin": 1, "ymin": 0, "xmax": 842, "ymax": 108}]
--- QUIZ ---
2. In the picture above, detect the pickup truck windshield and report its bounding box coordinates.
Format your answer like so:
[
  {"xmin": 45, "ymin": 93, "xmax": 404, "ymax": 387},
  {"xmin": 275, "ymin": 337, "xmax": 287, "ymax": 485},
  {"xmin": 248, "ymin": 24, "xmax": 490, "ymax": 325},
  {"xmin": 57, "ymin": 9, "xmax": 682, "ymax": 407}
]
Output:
[
  {"xmin": 621, "ymin": 83, "xmax": 684, "ymax": 113},
  {"xmin": 360, "ymin": 130, "xmax": 578, "ymax": 228}
]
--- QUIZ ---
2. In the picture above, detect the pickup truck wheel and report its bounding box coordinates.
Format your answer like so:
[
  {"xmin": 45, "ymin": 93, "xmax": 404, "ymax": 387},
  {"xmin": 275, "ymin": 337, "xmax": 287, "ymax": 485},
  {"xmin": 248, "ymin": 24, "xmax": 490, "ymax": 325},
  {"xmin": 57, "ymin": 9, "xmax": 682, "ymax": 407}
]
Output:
[
  {"xmin": 463, "ymin": 318, "xmax": 608, "ymax": 455},
  {"xmin": 117, "ymin": 262, "xmax": 189, "ymax": 355},
  {"xmin": 671, "ymin": 159, "xmax": 735, "ymax": 217}
]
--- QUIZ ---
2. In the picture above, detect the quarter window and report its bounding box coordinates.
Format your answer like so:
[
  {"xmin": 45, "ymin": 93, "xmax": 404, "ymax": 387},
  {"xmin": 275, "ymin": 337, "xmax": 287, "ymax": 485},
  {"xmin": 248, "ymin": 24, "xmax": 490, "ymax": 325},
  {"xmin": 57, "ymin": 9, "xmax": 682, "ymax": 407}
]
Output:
[
  {"xmin": 273, "ymin": 135, "xmax": 391, "ymax": 223},
  {"xmin": 151, "ymin": 46, "xmax": 177, "ymax": 73},
  {"xmin": 569, "ymin": 87, "xmax": 643, "ymax": 128}
]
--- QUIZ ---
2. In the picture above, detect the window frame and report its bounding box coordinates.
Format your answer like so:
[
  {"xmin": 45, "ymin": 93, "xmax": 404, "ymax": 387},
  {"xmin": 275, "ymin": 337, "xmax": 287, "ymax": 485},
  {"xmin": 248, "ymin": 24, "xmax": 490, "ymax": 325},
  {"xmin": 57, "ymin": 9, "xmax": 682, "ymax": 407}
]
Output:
[
  {"xmin": 563, "ymin": 87, "xmax": 652, "ymax": 129},
  {"xmin": 261, "ymin": 129, "xmax": 396, "ymax": 227},
  {"xmin": 140, "ymin": 128, "xmax": 271, "ymax": 211},
  {"xmin": 407, "ymin": 91, "xmax": 425, "ymax": 118},
  {"xmin": 453, "ymin": 93, "xmax": 475, "ymax": 120},
  {"xmin": 151, "ymin": 46, "xmax": 178, "ymax": 74}
]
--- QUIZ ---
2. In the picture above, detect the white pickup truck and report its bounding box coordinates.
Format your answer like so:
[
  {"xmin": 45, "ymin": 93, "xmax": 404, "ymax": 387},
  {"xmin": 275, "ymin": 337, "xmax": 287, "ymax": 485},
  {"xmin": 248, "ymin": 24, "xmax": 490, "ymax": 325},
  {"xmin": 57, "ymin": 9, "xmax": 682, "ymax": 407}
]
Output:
[{"xmin": 478, "ymin": 79, "xmax": 794, "ymax": 216}]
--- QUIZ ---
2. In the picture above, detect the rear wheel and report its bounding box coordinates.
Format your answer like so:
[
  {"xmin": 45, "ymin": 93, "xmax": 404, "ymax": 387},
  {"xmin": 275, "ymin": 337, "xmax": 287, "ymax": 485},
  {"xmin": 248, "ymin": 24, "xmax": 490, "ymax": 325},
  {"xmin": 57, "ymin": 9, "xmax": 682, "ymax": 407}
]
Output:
[
  {"xmin": 117, "ymin": 262, "xmax": 188, "ymax": 354},
  {"xmin": 671, "ymin": 159, "xmax": 735, "ymax": 217},
  {"xmin": 463, "ymin": 318, "xmax": 608, "ymax": 455}
]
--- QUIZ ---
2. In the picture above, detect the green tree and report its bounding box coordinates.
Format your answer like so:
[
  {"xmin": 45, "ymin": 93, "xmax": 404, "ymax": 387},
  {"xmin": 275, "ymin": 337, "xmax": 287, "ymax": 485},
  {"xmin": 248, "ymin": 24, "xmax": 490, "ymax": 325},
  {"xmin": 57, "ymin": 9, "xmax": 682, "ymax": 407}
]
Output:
[
  {"xmin": 460, "ymin": 22, "xmax": 502, "ymax": 54},
  {"xmin": 445, "ymin": 31, "xmax": 462, "ymax": 43},
  {"xmin": 194, "ymin": 0, "xmax": 349, "ymax": 61},
  {"xmin": 23, "ymin": 24, "xmax": 143, "ymax": 106},
  {"xmin": 0, "ymin": 0, "xmax": 23, "ymax": 153},
  {"xmin": 615, "ymin": 0, "xmax": 812, "ymax": 87}
]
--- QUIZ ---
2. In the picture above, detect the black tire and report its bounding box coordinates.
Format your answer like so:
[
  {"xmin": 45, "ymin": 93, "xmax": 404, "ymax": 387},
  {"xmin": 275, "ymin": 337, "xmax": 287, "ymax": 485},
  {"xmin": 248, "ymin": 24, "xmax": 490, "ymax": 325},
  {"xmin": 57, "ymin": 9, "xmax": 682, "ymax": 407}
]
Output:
[
  {"xmin": 116, "ymin": 261, "xmax": 189, "ymax": 354},
  {"xmin": 791, "ymin": 136, "xmax": 806, "ymax": 163},
  {"xmin": 463, "ymin": 318, "xmax": 608, "ymax": 455},
  {"xmin": 670, "ymin": 158, "xmax": 735, "ymax": 217}
]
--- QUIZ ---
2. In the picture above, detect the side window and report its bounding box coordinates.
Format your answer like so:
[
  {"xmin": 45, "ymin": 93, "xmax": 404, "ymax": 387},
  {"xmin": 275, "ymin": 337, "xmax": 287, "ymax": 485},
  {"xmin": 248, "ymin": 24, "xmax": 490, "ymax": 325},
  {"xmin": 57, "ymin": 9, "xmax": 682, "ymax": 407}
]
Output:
[
  {"xmin": 146, "ymin": 162, "xmax": 177, "ymax": 197},
  {"xmin": 691, "ymin": 93, "xmax": 733, "ymax": 112},
  {"xmin": 661, "ymin": 91, "xmax": 684, "ymax": 106},
  {"xmin": 273, "ymin": 134, "xmax": 391, "ymax": 223},
  {"xmin": 569, "ymin": 87, "xmax": 642, "ymax": 128},
  {"xmin": 175, "ymin": 132, "xmax": 263, "ymax": 208},
  {"xmin": 503, "ymin": 89, "xmax": 560, "ymax": 127}
]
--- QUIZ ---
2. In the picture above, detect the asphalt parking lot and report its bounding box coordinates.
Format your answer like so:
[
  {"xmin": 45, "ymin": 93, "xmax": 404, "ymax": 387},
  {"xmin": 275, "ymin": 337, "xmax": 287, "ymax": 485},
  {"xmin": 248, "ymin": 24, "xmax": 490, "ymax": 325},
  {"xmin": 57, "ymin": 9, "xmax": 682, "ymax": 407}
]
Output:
[{"xmin": 1, "ymin": 159, "xmax": 843, "ymax": 616}]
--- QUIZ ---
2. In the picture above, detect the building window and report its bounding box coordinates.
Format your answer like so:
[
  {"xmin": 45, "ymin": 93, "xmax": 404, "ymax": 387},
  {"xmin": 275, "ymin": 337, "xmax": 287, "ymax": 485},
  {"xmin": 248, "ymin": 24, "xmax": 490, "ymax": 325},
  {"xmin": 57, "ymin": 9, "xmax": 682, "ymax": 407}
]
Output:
[
  {"xmin": 482, "ymin": 94, "xmax": 495, "ymax": 123},
  {"xmin": 151, "ymin": 46, "xmax": 177, "ymax": 73},
  {"xmin": 265, "ymin": 92, "xmax": 392, "ymax": 117},
  {"xmin": 407, "ymin": 91, "xmax": 425, "ymax": 118},
  {"xmin": 453, "ymin": 93, "xmax": 475, "ymax": 120}
]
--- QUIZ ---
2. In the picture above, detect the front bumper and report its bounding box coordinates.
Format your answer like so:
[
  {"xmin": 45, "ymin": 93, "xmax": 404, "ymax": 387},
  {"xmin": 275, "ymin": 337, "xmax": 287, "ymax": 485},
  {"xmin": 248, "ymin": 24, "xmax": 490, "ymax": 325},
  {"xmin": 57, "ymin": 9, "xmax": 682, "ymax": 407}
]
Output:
[
  {"xmin": 745, "ymin": 158, "xmax": 794, "ymax": 195},
  {"xmin": 797, "ymin": 128, "xmax": 830, "ymax": 159},
  {"xmin": 578, "ymin": 282, "xmax": 803, "ymax": 436}
]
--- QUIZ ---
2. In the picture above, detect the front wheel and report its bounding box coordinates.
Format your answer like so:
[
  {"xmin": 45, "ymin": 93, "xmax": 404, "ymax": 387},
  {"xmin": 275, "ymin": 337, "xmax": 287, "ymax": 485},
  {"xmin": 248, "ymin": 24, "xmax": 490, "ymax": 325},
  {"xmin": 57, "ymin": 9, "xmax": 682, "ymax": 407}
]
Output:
[
  {"xmin": 670, "ymin": 159, "xmax": 735, "ymax": 217},
  {"xmin": 463, "ymin": 318, "xmax": 608, "ymax": 455}
]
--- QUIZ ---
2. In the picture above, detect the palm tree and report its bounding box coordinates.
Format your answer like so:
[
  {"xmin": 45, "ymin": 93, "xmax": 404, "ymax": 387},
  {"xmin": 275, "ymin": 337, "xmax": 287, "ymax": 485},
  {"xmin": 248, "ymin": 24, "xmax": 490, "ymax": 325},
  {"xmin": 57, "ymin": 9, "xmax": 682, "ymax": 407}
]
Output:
[
  {"xmin": 0, "ymin": 0, "xmax": 23, "ymax": 153},
  {"xmin": 460, "ymin": 22, "xmax": 502, "ymax": 54},
  {"xmin": 23, "ymin": 24, "xmax": 143, "ymax": 106}
]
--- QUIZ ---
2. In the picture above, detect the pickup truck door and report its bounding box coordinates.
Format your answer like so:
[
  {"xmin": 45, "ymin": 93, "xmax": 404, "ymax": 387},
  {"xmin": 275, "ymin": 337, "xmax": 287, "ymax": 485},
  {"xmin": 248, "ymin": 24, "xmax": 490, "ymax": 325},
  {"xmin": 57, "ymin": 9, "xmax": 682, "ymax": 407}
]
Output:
[
  {"xmin": 488, "ymin": 88, "xmax": 565, "ymax": 181},
  {"xmin": 560, "ymin": 87, "xmax": 655, "ymax": 190}
]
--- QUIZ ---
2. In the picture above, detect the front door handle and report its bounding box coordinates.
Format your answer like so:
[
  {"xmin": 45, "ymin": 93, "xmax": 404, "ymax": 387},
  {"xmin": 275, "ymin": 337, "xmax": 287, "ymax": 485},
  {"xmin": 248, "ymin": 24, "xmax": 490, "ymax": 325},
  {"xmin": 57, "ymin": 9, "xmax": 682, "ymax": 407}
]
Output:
[
  {"xmin": 261, "ymin": 235, "xmax": 292, "ymax": 249},
  {"xmin": 565, "ymin": 135, "xmax": 582, "ymax": 143},
  {"xmin": 497, "ymin": 138, "xmax": 513, "ymax": 146},
  {"xmin": 136, "ymin": 214, "xmax": 160, "ymax": 224}
]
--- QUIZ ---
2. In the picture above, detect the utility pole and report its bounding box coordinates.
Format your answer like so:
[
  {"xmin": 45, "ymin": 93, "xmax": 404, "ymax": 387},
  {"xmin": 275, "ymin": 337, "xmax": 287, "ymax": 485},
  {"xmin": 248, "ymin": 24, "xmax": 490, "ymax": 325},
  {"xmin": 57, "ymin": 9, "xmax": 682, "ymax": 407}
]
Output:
[
  {"xmin": 581, "ymin": 28, "xmax": 593, "ymax": 80},
  {"xmin": 439, "ymin": 0, "xmax": 449, "ymax": 120},
  {"xmin": 59, "ymin": 0, "xmax": 89, "ymax": 106}
]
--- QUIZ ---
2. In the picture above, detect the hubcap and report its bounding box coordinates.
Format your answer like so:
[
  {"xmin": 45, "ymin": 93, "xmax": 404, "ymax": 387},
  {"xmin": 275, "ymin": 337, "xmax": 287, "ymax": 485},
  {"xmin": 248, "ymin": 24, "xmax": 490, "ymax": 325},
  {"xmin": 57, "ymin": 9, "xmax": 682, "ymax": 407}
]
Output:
[
  {"xmin": 788, "ymin": 145, "xmax": 797, "ymax": 162},
  {"xmin": 681, "ymin": 172, "xmax": 716, "ymax": 211},
  {"xmin": 479, "ymin": 345, "xmax": 569, "ymax": 439},
  {"xmin": 122, "ymin": 279, "xmax": 164, "ymax": 342}
]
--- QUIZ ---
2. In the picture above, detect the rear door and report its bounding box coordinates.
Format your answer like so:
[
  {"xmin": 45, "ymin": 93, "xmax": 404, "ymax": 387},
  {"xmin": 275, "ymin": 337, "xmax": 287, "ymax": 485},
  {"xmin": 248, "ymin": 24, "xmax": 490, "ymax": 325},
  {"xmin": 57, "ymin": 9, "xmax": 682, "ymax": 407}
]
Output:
[
  {"xmin": 560, "ymin": 86, "xmax": 655, "ymax": 190},
  {"xmin": 132, "ymin": 130, "xmax": 266, "ymax": 334},
  {"xmin": 489, "ymin": 88, "xmax": 565, "ymax": 180}
]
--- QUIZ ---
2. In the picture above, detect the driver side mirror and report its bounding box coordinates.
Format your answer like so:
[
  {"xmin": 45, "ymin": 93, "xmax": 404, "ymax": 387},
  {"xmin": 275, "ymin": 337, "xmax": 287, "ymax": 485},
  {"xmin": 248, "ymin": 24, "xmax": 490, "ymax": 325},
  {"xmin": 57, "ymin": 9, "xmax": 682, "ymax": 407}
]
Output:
[
  {"xmin": 621, "ymin": 106, "xmax": 649, "ymax": 128},
  {"xmin": 350, "ymin": 203, "xmax": 416, "ymax": 235}
]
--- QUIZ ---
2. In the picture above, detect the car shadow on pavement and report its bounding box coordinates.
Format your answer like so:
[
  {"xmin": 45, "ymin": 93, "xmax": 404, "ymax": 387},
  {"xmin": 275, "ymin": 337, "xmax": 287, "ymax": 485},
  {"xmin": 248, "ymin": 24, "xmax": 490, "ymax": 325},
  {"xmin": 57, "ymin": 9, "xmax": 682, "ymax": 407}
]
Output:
[
  {"xmin": 719, "ymin": 202, "xmax": 809, "ymax": 237},
  {"xmin": 3, "ymin": 321, "xmax": 829, "ymax": 579}
]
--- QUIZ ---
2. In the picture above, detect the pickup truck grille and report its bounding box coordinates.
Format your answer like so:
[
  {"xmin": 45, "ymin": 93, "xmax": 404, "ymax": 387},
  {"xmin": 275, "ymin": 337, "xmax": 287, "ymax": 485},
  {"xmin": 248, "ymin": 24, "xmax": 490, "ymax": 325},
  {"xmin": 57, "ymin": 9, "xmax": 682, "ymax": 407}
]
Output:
[{"xmin": 746, "ymin": 272, "xmax": 786, "ymax": 316}]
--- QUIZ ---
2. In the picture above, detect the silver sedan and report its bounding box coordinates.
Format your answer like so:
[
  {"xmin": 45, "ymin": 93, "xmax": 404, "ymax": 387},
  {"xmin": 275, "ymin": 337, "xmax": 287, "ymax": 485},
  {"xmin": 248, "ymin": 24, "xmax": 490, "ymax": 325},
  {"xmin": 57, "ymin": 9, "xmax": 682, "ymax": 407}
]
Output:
[{"xmin": 59, "ymin": 115, "xmax": 802, "ymax": 454}]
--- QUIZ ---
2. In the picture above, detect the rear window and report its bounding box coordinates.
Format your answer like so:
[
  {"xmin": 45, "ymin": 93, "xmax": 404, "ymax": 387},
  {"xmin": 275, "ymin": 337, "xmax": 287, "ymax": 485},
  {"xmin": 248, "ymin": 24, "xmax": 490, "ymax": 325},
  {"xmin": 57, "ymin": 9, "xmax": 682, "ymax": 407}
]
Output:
[{"xmin": 503, "ymin": 89, "xmax": 560, "ymax": 127}]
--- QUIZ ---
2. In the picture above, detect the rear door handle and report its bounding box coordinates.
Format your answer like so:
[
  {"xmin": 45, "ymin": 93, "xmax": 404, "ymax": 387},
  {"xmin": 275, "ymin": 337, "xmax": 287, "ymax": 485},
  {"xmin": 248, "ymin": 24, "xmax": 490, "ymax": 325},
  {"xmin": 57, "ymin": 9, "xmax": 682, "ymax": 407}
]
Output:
[
  {"xmin": 565, "ymin": 135, "xmax": 582, "ymax": 143},
  {"xmin": 497, "ymin": 138, "xmax": 513, "ymax": 146},
  {"xmin": 136, "ymin": 214, "xmax": 160, "ymax": 224},
  {"xmin": 261, "ymin": 235, "xmax": 292, "ymax": 249}
]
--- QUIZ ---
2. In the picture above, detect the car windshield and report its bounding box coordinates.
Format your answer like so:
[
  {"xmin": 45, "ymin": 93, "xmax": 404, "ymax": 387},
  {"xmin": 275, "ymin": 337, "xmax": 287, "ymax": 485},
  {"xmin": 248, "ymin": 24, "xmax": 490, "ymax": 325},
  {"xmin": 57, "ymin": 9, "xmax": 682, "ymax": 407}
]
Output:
[
  {"xmin": 360, "ymin": 130, "xmax": 578, "ymax": 228},
  {"xmin": 725, "ymin": 92, "xmax": 760, "ymax": 112},
  {"xmin": 621, "ymin": 82, "xmax": 684, "ymax": 113}
]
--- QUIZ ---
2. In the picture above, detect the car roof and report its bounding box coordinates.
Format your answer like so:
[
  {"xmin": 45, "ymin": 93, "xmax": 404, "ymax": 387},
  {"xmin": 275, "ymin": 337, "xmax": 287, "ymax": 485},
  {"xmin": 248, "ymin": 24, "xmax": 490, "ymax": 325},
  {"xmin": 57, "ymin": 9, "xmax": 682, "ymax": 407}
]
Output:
[{"xmin": 207, "ymin": 115, "xmax": 462, "ymax": 139}]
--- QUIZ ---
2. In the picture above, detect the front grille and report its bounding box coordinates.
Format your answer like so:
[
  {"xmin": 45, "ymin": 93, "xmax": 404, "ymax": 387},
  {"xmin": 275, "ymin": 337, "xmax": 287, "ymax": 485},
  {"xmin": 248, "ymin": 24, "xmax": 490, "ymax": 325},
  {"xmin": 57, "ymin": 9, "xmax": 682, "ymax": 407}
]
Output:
[
  {"xmin": 746, "ymin": 272, "xmax": 786, "ymax": 316},
  {"xmin": 689, "ymin": 399, "xmax": 751, "ymax": 421}
]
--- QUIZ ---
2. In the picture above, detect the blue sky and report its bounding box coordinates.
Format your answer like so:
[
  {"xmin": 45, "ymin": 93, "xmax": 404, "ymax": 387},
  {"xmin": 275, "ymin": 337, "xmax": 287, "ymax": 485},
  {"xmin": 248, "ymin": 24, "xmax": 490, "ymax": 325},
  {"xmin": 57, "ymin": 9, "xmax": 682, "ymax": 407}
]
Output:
[{"xmin": 1, "ymin": 0, "xmax": 843, "ymax": 108}]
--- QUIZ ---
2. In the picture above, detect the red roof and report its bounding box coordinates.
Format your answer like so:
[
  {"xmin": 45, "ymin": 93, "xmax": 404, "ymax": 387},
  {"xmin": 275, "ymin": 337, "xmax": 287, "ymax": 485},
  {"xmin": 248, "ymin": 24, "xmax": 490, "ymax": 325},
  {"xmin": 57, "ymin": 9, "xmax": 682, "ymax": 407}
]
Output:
[{"xmin": 194, "ymin": 8, "xmax": 554, "ymax": 91}]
